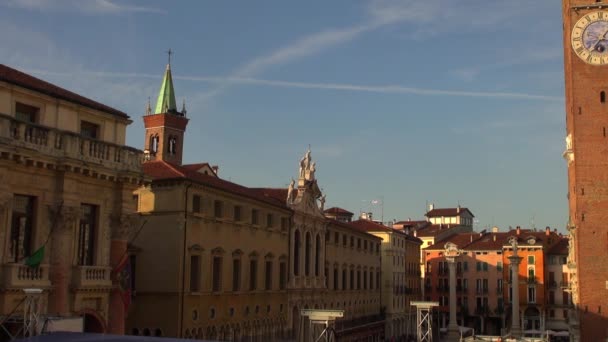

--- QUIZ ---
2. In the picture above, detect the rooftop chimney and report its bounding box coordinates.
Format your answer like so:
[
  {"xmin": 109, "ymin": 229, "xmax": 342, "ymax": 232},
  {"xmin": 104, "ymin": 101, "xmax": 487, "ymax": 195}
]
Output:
[
  {"xmin": 492, "ymin": 226, "xmax": 499, "ymax": 233},
  {"xmin": 545, "ymin": 226, "xmax": 550, "ymax": 236},
  {"xmin": 516, "ymin": 226, "xmax": 521, "ymax": 235},
  {"xmin": 493, "ymin": 235, "xmax": 496, "ymax": 242},
  {"xmin": 428, "ymin": 203, "xmax": 434, "ymax": 212},
  {"xmin": 212, "ymin": 165, "xmax": 219, "ymax": 175},
  {"xmin": 470, "ymin": 235, "xmax": 473, "ymax": 242},
  {"xmin": 457, "ymin": 205, "xmax": 461, "ymax": 214},
  {"xmin": 414, "ymin": 230, "xmax": 417, "ymax": 237}
]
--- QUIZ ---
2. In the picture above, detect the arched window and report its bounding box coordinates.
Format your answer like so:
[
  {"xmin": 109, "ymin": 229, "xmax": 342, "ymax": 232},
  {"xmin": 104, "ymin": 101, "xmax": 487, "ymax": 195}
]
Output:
[
  {"xmin": 602, "ymin": 91, "xmax": 606, "ymax": 103},
  {"xmin": 315, "ymin": 234, "xmax": 321, "ymax": 276},
  {"xmin": 305, "ymin": 232, "xmax": 312, "ymax": 276},
  {"xmin": 148, "ymin": 134, "xmax": 159, "ymax": 154},
  {"xmin": 293, "ymin": 230, "xmax": 300, "ymax": 276},
  {"xmin": 168, "ymin": 135, "xmax": 178, "ymax": 155}
]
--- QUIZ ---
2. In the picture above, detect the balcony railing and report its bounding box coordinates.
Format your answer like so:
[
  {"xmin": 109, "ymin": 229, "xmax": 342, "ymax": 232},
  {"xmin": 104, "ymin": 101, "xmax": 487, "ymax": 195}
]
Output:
[
  {"xmin": 72, "ymin": 266, "xmax": 112, "ymax": 288},
  {"xmin": 560, "ymin": 281, "xmax": 569, "ymax": 289},
  {"xmin": 549, "ymin": 280, "xmax": 558, "ymax": 289},
  {"xmin": 2, "ymin": 264, "xmax": 51, "ymax": 288},
  {"xmin": 527, "ymin": 276, "xmax": 538, "ymax": 284},
  {"xmin": 1, "ymin": 114, "xmax": 143, "ymax": 174}
]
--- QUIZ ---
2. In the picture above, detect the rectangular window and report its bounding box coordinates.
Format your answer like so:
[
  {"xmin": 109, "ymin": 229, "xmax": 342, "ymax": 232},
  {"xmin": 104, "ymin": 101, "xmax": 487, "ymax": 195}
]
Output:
[
  {"xmin": 342, "ymin": 235, "xmax": 347, "ymax": 246},
  {"xmin": 528, "ymin": 255, "xmax": 535, "ymax": 265},
  {"xmin": 463, "ymin": 279, "xmax": 468, "ymax": 290},
  {"xmin": 233, "ymin": 205, "xmax": 242, "ymax": 221},
  {"xmin": 333, "ymin": 268, "xmax": 338, "ymax": 290},
  {"xmin": 342, "ymin": 270, "xmax": 347, "ymax": 290},
  {"xmin": 497, "ymin": 261, "xmax": 503, "ymax": 271},
  {"xmin": 476, "ymin": 262, "xmax": 481, "ymax": 271},
  {"xmin": 549, "ymin": 291, "xmax": 555, "ymax": 305},
  {"xmin": 190, "ymin": 255, "xmax": 200, "ymax": 292},
  {"xmin": 334, "ymin": 232, "xmax": 339, "ymax": 244},
  {"xmin": 265, "ymin": 261, "xmax": 272, "ymax": 290},
  {"xmin": 350, "ymin": 270, "xmax": 354, "ymax": 290},
  {"xmin": 266, "ymin": 214, "xmax": 273, "ymax": 228},
  {"xmin": 232, "ymin": 259, "xmax": 241, "ymax": 291},
  {"xmin": 80, "ymin": 120, "xmax": 99, "ymax": 139},
  {"xmin": 279, "ymin": 262, "xmax": 287, "ymax": 290},
  {"xmin": 281, "ymin": 217, "xmax": 289, "ymax": 231},
  {"xmin": 214, "ymin": 200, "xmax": 223, "ymax": 218},
  {"xmin": 251, "ymin": 209, "xmax": 259, "ymax": 225},
  {"xmin": 463, "ymin": 261, "xmax": 468, "ymax": 271},
  {"xmin": 357, "ymin": 270, "xmax": 361, "ymax": 289},
  {"xmin": 192, "ymin": 195, "xmax": 201, "ymax": 213},
  {"xmin": 15, "ymin": 102, "xmax": 39, "ymax": 123},
  {"xmin": 350, "ymin": 236, "xmax": 354, "ymax": 248},
  {"xmin": 10, "ymin": 195, "xmax": 35, "ymax": 262},
  {"xmin": 364, "ymin": 240, "xmax": 368, "ymax": 250},
  {"xmin": 483, "ymin": 262, "xmax": 488, "ymax": 271},
  {"xmin": 77, "ymin": 204, "xmax": 97, "ymax": 266},
  {"xmin": 249, "ymin": 259, "xmax": 257, "ymax": 290},
  {"xmin": 357, "ymin": 238, "xmax": 361, "ymax": 249},
  {"xmin": 212, "ymin": 256, "xmax": 222, "ymax": 292}
]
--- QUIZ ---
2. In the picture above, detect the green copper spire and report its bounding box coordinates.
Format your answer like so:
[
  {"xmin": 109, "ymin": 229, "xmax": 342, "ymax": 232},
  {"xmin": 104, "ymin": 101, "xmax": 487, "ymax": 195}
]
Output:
[{"xmin": 155, "ymin": 51, "xmax": 177, "ymax": 114}]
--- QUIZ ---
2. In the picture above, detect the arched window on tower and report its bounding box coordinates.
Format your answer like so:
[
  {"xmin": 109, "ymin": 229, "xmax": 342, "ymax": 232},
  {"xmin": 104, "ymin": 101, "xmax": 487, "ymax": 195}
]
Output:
[
  {"xmin": 149, "ymin": 134, "xmax": 159, "ymax": 154},
  {"xmin": 601, "ymin": 91, "xmax": 606, "ymax": 103},
  {"xmin": 293, "ymin": 230, "xmax": 300, "ymax": 276},
  {"xmin": 168, "ymin": 136, "xmax": 178, "ymax": 155}
]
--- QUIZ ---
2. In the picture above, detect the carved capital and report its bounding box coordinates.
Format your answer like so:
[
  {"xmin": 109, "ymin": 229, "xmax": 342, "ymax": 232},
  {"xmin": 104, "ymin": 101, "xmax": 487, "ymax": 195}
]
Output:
[
  {"xmin": 109, "ymin": 213, "xmax": 141, "ymax": 240},
  {"xmin": 47, "ymin": 204, "xmax": 80, "ymax": 231}
]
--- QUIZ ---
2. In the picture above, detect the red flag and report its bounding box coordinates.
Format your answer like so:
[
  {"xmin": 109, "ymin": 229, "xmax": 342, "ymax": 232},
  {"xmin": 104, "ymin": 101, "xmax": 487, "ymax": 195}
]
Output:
[{"xmin": 113, "ymin": 255, "xmax": 132, "ymax": 311}]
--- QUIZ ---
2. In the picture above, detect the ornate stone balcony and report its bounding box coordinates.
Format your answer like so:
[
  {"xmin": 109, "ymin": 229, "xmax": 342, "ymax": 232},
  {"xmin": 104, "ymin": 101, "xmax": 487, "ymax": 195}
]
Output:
[
  {"xmin": 0, "ymin": 114, "xmax": 143, "ymax": 175},
  {"xmin": 2, "ymin": 263, "xmax": 51, "ymax": 289},
  {"xmin": 72, "ymin": 266, "xmax": 112, "ymax": 288}
]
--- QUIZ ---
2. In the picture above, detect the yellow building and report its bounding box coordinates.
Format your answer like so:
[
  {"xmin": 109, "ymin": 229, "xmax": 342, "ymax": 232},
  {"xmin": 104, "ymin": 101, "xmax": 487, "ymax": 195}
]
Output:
[
  {"xmin": 0, "ymin": 64, "xmax": 144, "ymax": 336},
  {"xmin": 324, "ymin": 218, "xmax": 384, "ymax": 341},
  {"xmin": 127, "ymin": 62, "xmax": 290, "ymax": 340},
  {"xmin": 351, "ymin": 218, "xmax": 422, "ymax": 341}
]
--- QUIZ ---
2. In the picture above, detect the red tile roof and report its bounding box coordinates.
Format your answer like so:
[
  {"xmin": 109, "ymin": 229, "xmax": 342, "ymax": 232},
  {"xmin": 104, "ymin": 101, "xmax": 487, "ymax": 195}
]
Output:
[
  {"xmin": 426, "ymin": 229, "xmax": 559, "ymax": 250},
  {"xmin": 324, "ymin": 207, "xmax": 354, "ymax": 215},
  {"xmin": 548, "ymin": 237, "xmax": 569, "ymax": 255},
  {"xmin": 350, "ymin": 219, "xmax": 422, "ymax": 244},
  {"xmin": 414, "ymin": 224, "xmax": 464, "ymax": 237},
  {"xmin": 0, "ymin": 64, "xmax": 129, "ymax": 119},
  {"xmin": 327, "ymin": 218, "xmax": 382, "ymax": 240},
  {"xmin": 426, "ymin": 207, "xmax": 474, "ymax": 218},
  {"xmin": 143, "ymin": 161, "xmax": 290, "ymax": 209}
]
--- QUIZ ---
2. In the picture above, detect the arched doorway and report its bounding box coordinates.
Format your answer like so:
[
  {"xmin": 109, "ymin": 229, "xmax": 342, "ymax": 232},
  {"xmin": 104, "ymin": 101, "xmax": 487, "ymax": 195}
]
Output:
[
  {"xmin": 524, "ymin": 306, "xmax": 541, "ymax": 331},
  {"xmin": 82, "ymin": 312, "xmax": 105, "ymax": 333}
]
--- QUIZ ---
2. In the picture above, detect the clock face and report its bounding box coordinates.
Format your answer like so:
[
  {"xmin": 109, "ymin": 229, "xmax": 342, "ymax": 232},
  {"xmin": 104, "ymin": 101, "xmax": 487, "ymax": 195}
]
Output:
[{"xmin": 572, "ymin": 11, "xmax": 608, "ymax": 65}]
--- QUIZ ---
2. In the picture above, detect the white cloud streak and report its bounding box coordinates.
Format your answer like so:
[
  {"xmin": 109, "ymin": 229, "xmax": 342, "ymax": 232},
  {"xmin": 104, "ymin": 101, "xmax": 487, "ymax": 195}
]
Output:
[
  {"xmin": 21, "ymin": 67, "xmax": 562, "ymax": 102},
  {"xmin": 3, "ymin": 0, "xmax": 166, "ymax": 14}
]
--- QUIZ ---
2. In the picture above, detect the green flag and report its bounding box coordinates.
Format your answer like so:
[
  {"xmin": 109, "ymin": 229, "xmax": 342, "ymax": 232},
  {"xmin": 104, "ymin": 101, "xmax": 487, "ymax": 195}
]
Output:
[{"xmin": 25, "ymin": 246, "xmax": 44, "ymax": 268}]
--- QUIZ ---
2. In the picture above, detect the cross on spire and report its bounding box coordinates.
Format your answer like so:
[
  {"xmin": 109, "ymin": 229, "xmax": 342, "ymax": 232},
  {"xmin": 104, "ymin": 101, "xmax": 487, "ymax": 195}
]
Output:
[{"xmin": 166, "ymin": 48, "xmax": 172, "ymax": 65}]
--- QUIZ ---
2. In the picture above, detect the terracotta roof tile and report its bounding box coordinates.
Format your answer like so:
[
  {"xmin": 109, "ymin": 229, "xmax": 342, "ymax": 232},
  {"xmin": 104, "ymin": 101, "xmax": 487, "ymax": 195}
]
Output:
[
  {"xmin": 324, "ymin": 207, "xmax": 354, "ymax": 215},
  {"xmin": 426, "ymin": 207, "xmax": 474, "ymax": 218},
  {"xmin": 143, "ymin": 161, "xmax": 290, "ymax": 209},
  {"xmin": 414, "ymin": 224, "xmax": 463, "ymax": 237},
  {"xmin": 548, "ymin": 237, "xmax": 569, "ymax": 255},
  {"xmin": 0, "ymin": 64, "xmax": 129, "ymax": 119}
]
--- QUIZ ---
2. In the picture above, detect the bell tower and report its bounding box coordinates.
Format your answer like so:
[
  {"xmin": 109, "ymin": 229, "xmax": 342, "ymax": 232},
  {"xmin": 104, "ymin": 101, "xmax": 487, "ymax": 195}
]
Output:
[
  {"xmin": 562, "ymin": 1, "xmax": 608, "ymax": 341},
  {"xmin": 143, "ymin": 51, "xmax": 189, "ymax": 165}
]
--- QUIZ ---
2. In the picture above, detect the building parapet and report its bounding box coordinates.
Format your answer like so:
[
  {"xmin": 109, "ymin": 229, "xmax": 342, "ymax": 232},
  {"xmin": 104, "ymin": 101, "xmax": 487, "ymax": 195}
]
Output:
[{"xmin": 0, "ymin": 114, "xmax": 143, "ymax": 175}]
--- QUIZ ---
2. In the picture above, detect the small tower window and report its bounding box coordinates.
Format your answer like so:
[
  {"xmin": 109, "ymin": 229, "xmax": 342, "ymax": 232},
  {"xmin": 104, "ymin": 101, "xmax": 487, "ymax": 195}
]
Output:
[
  {"xmin": 168, "ymin": 136, "xmax": 178, "ymax": 155},
  {"xmin": 149, "ymin": 134, "xmax": 159, "ymax": 154},
  {"xmin": 601, "ymin": 91, "xmax": 606, "ymax": 103}
]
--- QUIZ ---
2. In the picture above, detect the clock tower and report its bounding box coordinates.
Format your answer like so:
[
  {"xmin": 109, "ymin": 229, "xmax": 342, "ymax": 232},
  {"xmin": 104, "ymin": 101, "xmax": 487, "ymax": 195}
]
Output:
[{"xmin": 563, "ymin": 1, "xmax": 608, "ymax": 341}]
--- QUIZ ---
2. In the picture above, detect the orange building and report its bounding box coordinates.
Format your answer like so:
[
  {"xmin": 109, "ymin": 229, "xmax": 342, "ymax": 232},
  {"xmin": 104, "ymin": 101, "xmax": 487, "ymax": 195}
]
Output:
[{"xmin": 424, "ymin": 226, "xmax": 562, "ymax": 337}]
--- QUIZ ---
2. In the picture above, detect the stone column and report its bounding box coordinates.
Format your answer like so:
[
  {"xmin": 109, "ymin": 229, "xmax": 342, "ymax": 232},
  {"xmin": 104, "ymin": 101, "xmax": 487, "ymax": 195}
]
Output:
[
  {"xmin": 108, "ymin": 213, "xmax": 139, "ymax": 335},
  {"xmin": 47, "ymin": 205, "xmax": 79, "ymax": 316},
  {"xmin": 508, "ymin": 237, "xmax": 522, "ymax": 338},
  {"xmin": 444, "ymin": 242, "xmax": 461, "ymax": 342}
]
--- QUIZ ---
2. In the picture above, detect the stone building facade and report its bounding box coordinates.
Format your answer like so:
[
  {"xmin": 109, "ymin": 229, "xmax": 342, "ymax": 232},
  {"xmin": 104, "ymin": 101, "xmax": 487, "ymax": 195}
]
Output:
[{"xmin": 0, "ymin": 64, "xmax": 144, "ymax": 337}]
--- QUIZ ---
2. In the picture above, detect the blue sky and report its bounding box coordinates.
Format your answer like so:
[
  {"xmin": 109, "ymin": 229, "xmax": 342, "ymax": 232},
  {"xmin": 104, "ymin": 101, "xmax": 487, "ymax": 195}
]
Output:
[{"xmin": 0, "ymin": 0, "xmax": 567, "ymax": 232}]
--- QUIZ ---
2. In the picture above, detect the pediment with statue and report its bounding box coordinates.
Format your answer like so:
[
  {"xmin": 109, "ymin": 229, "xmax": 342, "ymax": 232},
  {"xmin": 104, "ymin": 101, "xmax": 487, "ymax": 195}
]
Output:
[{"xmin": 286, "ymin": 148, "xmax": 326, "ymax": 218}]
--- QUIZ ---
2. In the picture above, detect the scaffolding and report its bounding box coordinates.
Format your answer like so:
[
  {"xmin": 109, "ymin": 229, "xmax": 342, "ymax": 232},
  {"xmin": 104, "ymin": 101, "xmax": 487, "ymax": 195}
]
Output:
[
  {"xmin": 298, "ymin": 309, "xmax": 343, "ymax": 342},
  {"xmin": 0, "ymin": 288, "xmax": 44, "ymax": 341},
  {"xmin": 411, "ymin": 301, "xmax": 439, "ymax": 342}
]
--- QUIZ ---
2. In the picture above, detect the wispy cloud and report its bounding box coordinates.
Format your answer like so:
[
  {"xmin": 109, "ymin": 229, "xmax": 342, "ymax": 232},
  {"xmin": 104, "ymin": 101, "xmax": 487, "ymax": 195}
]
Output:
[
  {"xmin": 451, "ymin": 47, "xmax": 563, "ymax": 82},
  {"xmin": 3, "ymin": 0, "xmax": 166, "ymax": 14},
  {"xmin": 21, "ymin": 67, "xmax": 562, "ymax": 102}
]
